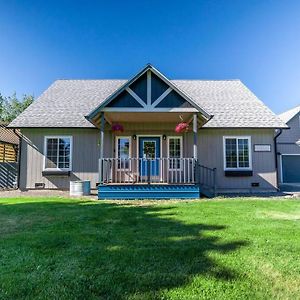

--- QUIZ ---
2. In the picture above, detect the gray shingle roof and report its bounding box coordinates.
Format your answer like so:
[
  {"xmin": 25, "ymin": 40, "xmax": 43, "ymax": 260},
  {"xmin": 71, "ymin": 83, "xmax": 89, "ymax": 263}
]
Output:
[
  {"xmin": 0, "ymin": 123, "xmax": 19, "ymax": 144},
  {"xmin": 9, "ymin": 78, "xmax": 287, "ymax": 129},
  {"xmin": 278, "ymin": 105, "xmax": 300, "ymax": 124},
  {"xmin": 9, "ymin": 80, "xmax": 126, "ymax": 128},
  {"xmin": 173, "ymin": 80, "xmax": 287, "ymax": 128}
]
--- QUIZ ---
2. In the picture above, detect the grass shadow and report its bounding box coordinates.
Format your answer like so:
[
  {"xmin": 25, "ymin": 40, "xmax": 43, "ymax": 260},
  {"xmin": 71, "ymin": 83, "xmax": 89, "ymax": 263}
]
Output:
[{"xmin": 0, "ymin": 199, "xmax": 248, "ymax": 299}]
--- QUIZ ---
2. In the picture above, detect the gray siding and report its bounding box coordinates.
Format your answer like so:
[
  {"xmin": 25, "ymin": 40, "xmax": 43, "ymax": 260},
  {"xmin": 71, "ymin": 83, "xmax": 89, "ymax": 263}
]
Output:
[
  {"xmin": 20, "ymin": 126, "xmax": 180, "ymax": 189},
  {"xmin": 20, "ymin": 129, "xmax": 101, "ymax": 189},
  {"xmin": 20, "ymin": 127, "xmax": 277, "ymax": 193},
  {"xmin": 277, "ymin": 113, "xmax": 300, "ymax": 144},
  {"xmin": 198, "ymin": 129, "xmax": 277, "ymax": 192}
]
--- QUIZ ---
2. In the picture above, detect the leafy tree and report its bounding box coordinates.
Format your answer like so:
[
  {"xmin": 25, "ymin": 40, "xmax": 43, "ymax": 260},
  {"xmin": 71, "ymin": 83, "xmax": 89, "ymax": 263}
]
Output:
[
  {"xmin": 0, "ymin": 93, "xmax": 34, "ymax": 123},
  {"xmin": 0, "ymin": 94, "xmax": 4, "ymax": 119}
]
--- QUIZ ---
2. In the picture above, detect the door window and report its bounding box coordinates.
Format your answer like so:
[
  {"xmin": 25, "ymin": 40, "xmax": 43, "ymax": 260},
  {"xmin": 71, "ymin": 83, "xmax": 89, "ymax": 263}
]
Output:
[
  {"xmin": 116, "ymin": 137, "xmax": 131, "ymax": 169},
  {"xmin": 143, "ymin": 141, "xmax": 156, "ymax": 159}
]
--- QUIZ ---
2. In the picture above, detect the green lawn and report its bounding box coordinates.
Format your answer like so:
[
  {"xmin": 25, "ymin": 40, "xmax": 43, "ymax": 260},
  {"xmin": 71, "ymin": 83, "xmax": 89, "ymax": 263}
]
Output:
[{"xmin": 0, "ymin": 197, "xmax": 299, "ymax": 299}]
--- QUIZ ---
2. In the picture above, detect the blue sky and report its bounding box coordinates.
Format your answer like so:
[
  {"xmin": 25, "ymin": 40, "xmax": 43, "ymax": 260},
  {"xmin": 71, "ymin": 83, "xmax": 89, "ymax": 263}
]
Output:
[{"xmin": 0, "ymin": 0, "xmax": 300, "ymax": 114}]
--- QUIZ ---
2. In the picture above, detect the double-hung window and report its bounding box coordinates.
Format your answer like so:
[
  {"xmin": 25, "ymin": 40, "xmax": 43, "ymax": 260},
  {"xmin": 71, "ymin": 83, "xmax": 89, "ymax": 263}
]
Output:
[
  {"xmin": 116, "ymin": 137, "xmax": 131, "ymax": 169},
  {"xmin": 223, "ymin": 136, "xmax": 251, "ymax": 170},
  {"xmin": 168, "ymin": 137, "xmax": 182, "ymax": 169},
  {"xmin": 44, "ymin": 136, "xmax": 72, "ymax": 170}
]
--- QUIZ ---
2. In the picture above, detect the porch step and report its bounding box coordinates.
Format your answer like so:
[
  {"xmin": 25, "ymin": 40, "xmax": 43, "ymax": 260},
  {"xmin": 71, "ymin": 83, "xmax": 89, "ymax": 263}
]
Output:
[{"xmin": 98, "ymin": 184, "xmax": 200, "ymax": 200}]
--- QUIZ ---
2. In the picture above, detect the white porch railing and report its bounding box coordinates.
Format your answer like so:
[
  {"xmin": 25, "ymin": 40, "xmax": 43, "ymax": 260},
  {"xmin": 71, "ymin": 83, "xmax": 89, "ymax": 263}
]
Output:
[{"xmin": 100, "ymin": 158, "xmax": 197, "ymax": 184}]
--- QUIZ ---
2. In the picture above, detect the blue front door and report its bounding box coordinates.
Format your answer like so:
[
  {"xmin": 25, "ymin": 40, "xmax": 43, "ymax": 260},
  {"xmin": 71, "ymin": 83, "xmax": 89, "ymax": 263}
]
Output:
[{"xmin": 139, "ymin": 137, "xmax": 161, "ymax": 177}]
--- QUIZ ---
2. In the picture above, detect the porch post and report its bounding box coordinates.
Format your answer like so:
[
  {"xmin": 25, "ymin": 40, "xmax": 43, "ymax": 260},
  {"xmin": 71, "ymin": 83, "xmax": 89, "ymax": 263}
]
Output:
[
  {"xmin": 99, "ymin": 112, "xmax": 105, "ymax": 183},
  {"xmin": 193, "ymin": 113, "xmax": 198, "ymax": 159}
]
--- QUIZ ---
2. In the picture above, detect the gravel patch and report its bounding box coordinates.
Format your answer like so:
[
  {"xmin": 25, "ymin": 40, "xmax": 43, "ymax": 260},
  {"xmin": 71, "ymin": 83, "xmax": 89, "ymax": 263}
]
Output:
[{"xmin": 0, "ymin": 189, "xmax": 98, "ymax": 199}]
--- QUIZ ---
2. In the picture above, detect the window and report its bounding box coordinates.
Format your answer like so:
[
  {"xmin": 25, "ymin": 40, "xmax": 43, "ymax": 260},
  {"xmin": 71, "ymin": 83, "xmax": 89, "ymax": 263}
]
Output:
[
  {"xmin": 168, "ymin": 137, "xmax": 182, "ymax": 169},
  {"xmin": 44, "ymin": 136, "xmax": 72, "ymax": 170},
  {"xmin": 223, "ymin": 136, "xmax": 251, "ymax": 170},
  {"xmin": 143, "ymin": 141, "xmax": 156, "ymax": 159},
  {"xmin": 116, "ymin": 137, "xmax": 131, "ymax": 169}
]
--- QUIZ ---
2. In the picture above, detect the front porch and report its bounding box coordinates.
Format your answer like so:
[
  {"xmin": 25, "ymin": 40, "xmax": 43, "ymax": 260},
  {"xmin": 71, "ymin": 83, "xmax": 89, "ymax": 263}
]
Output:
[
  {"xmin": 94, "ymin": 109, "xmax": 208, "ymax": 199},
  {"xmin": 85, "ymin": 65, "xmax": 216, "ymax": 199},
  {"xmin": 94, "ymin": 111, "xmax": 217, "ymax": 199},
  {"xmin": 98, "ymin": 157, "xmax": 216, "ymax": 199}
]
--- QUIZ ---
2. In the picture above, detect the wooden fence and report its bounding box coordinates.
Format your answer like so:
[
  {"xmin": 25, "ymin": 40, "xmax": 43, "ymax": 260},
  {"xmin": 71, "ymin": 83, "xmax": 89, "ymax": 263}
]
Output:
[
  {"xmin": 0, "ymin": 143, "xmax": 18, "ymax": 162},
  {"xmin": 0, "ymin": 162, "xmax": 18, "ymax": 189}
]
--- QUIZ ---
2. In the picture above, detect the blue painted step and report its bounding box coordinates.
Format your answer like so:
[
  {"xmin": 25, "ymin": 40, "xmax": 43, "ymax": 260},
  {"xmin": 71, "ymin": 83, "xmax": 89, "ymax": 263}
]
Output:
[{"xmin": 98, "ymin": 184, "xmax": 200, "ymax": 200}]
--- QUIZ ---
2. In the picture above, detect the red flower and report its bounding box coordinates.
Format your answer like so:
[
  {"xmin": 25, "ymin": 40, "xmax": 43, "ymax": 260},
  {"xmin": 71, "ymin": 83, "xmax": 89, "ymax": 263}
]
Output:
[
  {"xmin": 112, "ymin": 123, "xmax": 124, "ymax": 132},
  {"xmin": 175, "ymin": 122, "xmax": 189, "ymax": 133}
]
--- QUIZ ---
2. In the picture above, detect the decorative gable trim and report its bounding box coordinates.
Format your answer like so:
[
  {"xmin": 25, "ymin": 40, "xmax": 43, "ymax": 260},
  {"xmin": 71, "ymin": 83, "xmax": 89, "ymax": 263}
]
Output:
[
  {"xmin": 149, "ymin": 67, "xmax": 210, "ymax": 117},
  {"xmin": 87, "ymin": 64, "xmax": 211, "ymax": 119},
  {"xmin": 125, "ymin": 87, "xmax": 146, "ymax": 108},
  {"xmin": 151, "ymin": 87, "xmax": 172, "ymax": 108},
  {"xmin": 147, "ymin": 70, "xmax": 151, "ymax": 106}
]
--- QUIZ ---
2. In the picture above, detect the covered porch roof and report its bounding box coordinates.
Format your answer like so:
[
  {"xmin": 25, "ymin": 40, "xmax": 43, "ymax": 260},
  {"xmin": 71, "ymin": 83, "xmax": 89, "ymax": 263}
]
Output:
[{"xmin": 90, "ymin": 111, "xmax": 207, "ymax": 129}]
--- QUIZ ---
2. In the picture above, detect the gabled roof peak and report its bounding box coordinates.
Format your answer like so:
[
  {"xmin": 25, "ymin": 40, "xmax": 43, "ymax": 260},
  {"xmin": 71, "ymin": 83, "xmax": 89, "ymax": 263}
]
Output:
[{"xmin": 86, "ymin": 64, "xmax": 212, "ymax": 121}]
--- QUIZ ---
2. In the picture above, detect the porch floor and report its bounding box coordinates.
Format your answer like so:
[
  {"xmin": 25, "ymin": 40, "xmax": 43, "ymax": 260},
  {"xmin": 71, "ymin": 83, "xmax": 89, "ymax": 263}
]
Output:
[
  {"xmin": 100, "ymin": 182, "xmax": 195, "ymax": 185},
  {"xmin": 98, "ymin": 184, "xmax": 200, "ymax": 200}
]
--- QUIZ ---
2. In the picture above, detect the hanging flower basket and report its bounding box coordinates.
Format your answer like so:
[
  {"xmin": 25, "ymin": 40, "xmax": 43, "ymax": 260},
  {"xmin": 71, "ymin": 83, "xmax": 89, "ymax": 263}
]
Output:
[
  {"xmin": 112, "ymin": 123, "xmax": 124, "ymax": 133},
  {"xmin": 175, "ymin": 122, "xmax": 189, "ymax": 133}
]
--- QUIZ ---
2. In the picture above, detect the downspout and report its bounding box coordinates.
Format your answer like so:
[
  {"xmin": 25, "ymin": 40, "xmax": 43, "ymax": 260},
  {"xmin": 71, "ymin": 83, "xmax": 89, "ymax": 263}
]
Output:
[
  {"xmin": 274, "ymin": 129, "xmax": 283, "ymax": 190},
  {"xmin": 13, "ymin": 129, "xmax": 22, "ymax": 189}
]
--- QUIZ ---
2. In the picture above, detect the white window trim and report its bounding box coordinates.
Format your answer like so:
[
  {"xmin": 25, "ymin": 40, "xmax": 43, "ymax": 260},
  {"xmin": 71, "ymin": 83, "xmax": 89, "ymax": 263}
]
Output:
[
  {"xmin": 223, "ymin": 136, "xmax": 252, "ymax": 171},
  {"xmin": 115, "ymin": 136, "xmax": 132, "ymax": 170},
  {"xmin": 167, "ymin": 136, "xmax": 183, "ymax": 170},
  {"xmin": 43, "ymin": 136, "xmax": 73, "ymax": 171}
]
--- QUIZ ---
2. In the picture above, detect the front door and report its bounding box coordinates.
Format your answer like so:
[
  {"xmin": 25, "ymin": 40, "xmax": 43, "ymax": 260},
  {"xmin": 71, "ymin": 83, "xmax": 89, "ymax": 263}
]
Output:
[{"xmin": 139, "ymin": 137, "xmax": 161, "ymax": 178}]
